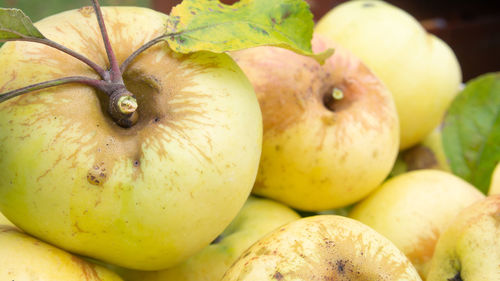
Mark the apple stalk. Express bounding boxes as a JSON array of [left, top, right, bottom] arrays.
[[0, 0, 169, 128]]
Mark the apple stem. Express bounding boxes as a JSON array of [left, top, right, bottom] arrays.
[[89, 0, 139, 127], [0, 0, 141, 128], [2, 37, 108, 79], [91, 0, 122, 83], [120, 34, 167, 73], [0, 76, 108, 103]]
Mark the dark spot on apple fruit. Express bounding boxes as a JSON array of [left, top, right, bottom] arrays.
[[336, 259, 346, 273], [448, 272, 463, 281], [273, 271, 284, 280], [133, 160, 140, 167], [362, 2, 376, 8]]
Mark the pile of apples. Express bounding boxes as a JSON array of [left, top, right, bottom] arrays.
[[0, 0, 498, 280]]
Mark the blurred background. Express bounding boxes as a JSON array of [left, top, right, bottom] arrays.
[[0, 0, 498, 81]]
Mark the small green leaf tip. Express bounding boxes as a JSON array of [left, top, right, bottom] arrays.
[[442, 72, 500, 194], [165, 0, 328, 63], [0, 8, 45, 40]]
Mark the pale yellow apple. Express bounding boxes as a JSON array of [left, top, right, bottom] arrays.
[[231, 34, 399, 211], [0, 7, 262, 270], [349, 169, 484, 277], [487, 163, 500, 195], [426, 195, 500, 280], [315, 0, 462, 149], [116, 196, 300, 281], [0, 225, 123, 280], [221, 215, 422, 280]]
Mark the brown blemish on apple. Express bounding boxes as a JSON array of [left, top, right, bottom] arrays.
[[71, 256, 102, 281], [78, 6, 94, 18], [87, 163, 107, 186], [0, 225, 18, 233], [405, 226, 440, 276]]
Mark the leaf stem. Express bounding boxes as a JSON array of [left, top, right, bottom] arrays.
[[1, 37, 108, 79], [0, 76, 108, 103], [92, 0, 121, 82], [120, 34, 167, 73]]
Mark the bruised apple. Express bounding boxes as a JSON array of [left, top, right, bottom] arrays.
[[0, 7, 262, 270], [231, 34, 399, 211]]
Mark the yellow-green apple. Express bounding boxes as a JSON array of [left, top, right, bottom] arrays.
[[0, 225, 123, 280], [0, 6, 262, 270], [221, 215, 422, 280], [349, 169, 484, 277], [488, 163, 500, 195], [231, 34, 399, 211], [315, 0, 462, 150], [426, 195, 500, 281], [115, 196, 300, 281]]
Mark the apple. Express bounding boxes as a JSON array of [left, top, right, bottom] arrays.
[[349, 169, 485, 277], [0, 225, 123, 280], [488, 163, 500, 195], [230, 34, 399, 211], [221, 215, 422, 280], [426, 194, 500, 281], [315, 0, 462, 150], [0, 6, 262, 270], [115, 196, 300, 281]]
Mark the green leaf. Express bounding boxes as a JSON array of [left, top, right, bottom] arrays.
[[0, 8, 45, 40], [165, 0, 330, 63], [442, 72, 500, 194]]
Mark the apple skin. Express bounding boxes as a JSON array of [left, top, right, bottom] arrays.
[[315, 0, 462, 150], [221, 215, 422, 280], [488, 163, 500, 195], [349, 169, 485, 278], [426, 195, 500, 281], [0, 7, 262, 270], [0, 225, 123, 281], [231, 34, 399, 211], [115, 196, 300, 281]]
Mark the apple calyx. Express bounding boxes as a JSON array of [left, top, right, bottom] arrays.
[[0, 0, 166, 128]]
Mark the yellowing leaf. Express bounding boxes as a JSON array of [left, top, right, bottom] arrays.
[[166, 0, 330, 63]]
